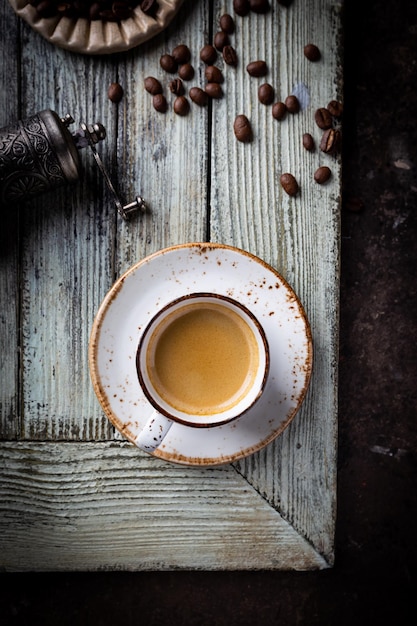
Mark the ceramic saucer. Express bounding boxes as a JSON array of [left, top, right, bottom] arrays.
[[9, 0, 184, 55], [89, 243, 313, 466]]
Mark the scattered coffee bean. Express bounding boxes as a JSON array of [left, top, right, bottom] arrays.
[[320, 128, 341, 154], [205, 83, 224, 99], [223, 45, 238, 67], [108, 82, 124, 103], [214, 31, 230, 51], [258, 83, 274, 105], [200, 44, 217, 65], [219, 13, 235, 33], [233, 114, 253, 142], [160, 53, 178, 73], [314, 166, 332, 184], [302, 133, 315, 151], [285, 94, 300, 113], [89, 4, 102, 20], [304, 43, 321, 62], [169, 78, 184, 96], [173, 96, 190, 116], [172, 44, 191, 64], [144, 76, 162, 95], [178, 63, 195, 81], [233, 0, 251, 16], [189, 87, 209, 106], [249, 0, 270, 13], [152, 93, 167, 113], [272, 101, 287, 120], [108, 2, 130, 20], [205, 65, 224, 83], [327, 99, 343, 118], [315, 107, 333, 129], [280, 173, 299, 196], [246, 60, 267, 77], [140, 0, 158, 17]]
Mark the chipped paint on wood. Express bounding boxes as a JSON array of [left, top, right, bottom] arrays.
[[0, 0, 341, 570]]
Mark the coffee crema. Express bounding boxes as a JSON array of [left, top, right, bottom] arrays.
[[146, 302, 260, 416]]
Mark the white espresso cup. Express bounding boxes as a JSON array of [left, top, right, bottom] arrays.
[[135, 293, 270, 452]]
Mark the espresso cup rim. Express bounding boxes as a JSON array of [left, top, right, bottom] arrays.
[[136, 292, 270, 428]]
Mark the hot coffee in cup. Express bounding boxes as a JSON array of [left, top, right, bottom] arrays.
[[135, 293, 269, 452]]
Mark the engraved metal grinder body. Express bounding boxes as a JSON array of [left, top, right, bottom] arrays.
[[0, 109, 146, 220]]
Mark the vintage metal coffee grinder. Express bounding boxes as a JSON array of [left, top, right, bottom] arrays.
[[0, 109, 146, 220]]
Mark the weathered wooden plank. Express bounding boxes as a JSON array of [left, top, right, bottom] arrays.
[[18, 27, 117, 440], [0, 0, 341, 571], [114, 0, 210, 276], [0, 1, 20, 438], [209, 0, 341, 565], [0, 442, 328, 571]]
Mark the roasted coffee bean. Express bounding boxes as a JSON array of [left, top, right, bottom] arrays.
[[246, 60, 267, 77], [327, 99, 343, 118], [219, 13, 235, 33], [258, 83, 274, 105], [302, 133, 315, 151], [173, 96, 190, 116], [108, 82, 124, 103], [314, 166, 332, 184], [99, 10, 119, 22], [233, 0, 251, 16], [205, 65, 223, 83], [140, 0, 158, 17], [285, 94, 300, 113], [34, 0, 57, 18], [233, 114, 253, 142], [320, 128, 341, 155], [89, 3, 102, 20], [205, 83, 223, 99], [223, 45, 238, 67], [169, 78, 184, 96], [153, 93, 167, 113], [178, 63, 195, 80], [214, 31, 230, 51], [112, 2, 132, 20], [249, 0, 270, 13], [304, 43, 321, 62], [144, 76, 163, 95], [280, 173, 299, 196], [160, 53, 178, 73], [272, 101, 287, 120], [200, 44, 217, 65], [172, 44, 191, 64], [315, 107, 333, 129], [189, 87, 209, 106]]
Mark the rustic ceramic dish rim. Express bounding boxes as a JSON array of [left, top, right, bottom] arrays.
[[8, 0, 185, 54], [88, 242, 313, 466]]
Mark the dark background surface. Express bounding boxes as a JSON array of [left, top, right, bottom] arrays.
[[1, 0, 416, 624]]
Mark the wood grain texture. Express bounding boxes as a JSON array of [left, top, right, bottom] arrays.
[[0, 0, 20, 438], [0, 442, 328, 571], [0, 0, 341, 570], [19, 29, 118, 440], [209, 0, 341, 565]]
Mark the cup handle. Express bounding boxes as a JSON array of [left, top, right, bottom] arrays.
[[134, 410, 173, 453]]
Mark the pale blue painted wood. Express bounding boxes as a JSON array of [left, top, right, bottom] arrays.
[[0, 0, 340, 570]]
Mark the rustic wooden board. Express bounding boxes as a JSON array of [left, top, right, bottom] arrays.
[[0, 0, 341, 570], [0, 0, 20, 439], [0, 442, 328, 571]]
